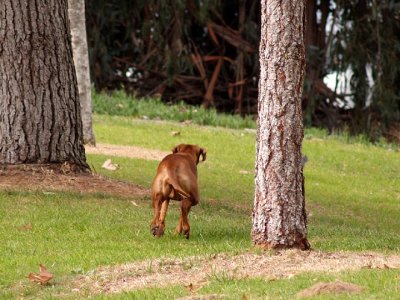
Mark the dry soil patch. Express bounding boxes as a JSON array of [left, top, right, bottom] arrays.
[[0, 164, 148, 198], [85, 143, 169, 161], [71, 250, 400, 295], [0, 143, 166, 197]]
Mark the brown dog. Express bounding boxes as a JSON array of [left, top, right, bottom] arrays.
[[150, 144, 206, 239]]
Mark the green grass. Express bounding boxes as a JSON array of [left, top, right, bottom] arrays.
[[136, 268, 399, 300], [93, 90, 399, 149], [0, 191, 249, 297], [91, 115, 400, 251], [93, 90, 256, 129], [1, 114, 399, 299], [197, 268, 400, 299]]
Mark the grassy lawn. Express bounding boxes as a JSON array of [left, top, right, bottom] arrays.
[[112, 269, 400, 300], [93, 90, 256, 129], [1, 114, 399, 299]]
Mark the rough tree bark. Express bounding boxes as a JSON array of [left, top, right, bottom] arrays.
[[252, 0, 310, 250], [0, 0, 89, 170], [68, 0, 96, 145]]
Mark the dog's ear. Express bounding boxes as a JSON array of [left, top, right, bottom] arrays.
[[200, 148, 207, 162], [172, 144, 183, 153]]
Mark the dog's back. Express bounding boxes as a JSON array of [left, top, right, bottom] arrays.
[[152, 152, 198, 202]]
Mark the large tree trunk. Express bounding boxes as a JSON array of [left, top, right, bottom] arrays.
[[68, 0, 96, 145], [252, 0, 310, 250], [0, 0, 88, 170]]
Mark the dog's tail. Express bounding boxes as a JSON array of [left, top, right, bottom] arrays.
[[167, 177, 191, 199]]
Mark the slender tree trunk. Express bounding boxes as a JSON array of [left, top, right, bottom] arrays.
[[68, 0, 96, 145], [252, 0, 310, 250], [0, 0, 88, 170]]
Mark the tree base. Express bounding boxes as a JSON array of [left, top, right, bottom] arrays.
[[1, 162, 90, 175], [254, 238, 311, 251], [0, 163, 147, 198]]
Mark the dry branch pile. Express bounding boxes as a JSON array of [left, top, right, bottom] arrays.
[[87, 1, 260, 115]]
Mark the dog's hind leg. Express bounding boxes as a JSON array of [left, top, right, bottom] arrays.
[[175, 204, 183, 235], [157, 199, 170, 237], [150, 194, 163, 236]]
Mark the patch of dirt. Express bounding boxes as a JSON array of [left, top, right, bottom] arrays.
[[70, 250, 400, 296], [0, 144, 167, 197], [296, 280, 363, 298], [85, 143, 169, 161], [0, 164, 148, 198]]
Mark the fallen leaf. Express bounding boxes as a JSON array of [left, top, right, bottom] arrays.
[[131, 201, 139, 207], [28, 264, 54, 285], [184, 282, 194, 292], [265, 276, 279, 282], [239, 170, 251, 175], [17, 223, 32, 231], [101, 159, 119, 171], [183, 281, 208, 294], [362, 263, 372, 269], [171, 131, 181, 136], [379, 264, 390, 269], [365, 263, 392, 269], [60, 162, 72, 174]]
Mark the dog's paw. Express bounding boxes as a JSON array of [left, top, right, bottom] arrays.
[[155, 227, 165, 237], [151, 225, 165, 237], [150, 226, 159, 236], [183, 229, 190, 240]]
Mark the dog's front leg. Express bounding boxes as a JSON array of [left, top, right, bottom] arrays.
[[181, 198, 192, 239], [175, 204, 183, 235]]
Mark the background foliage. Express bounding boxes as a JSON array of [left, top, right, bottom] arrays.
[[85, 0, 400, 141]]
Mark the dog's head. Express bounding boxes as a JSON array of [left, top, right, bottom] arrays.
[[172, 144, 207, 165]]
